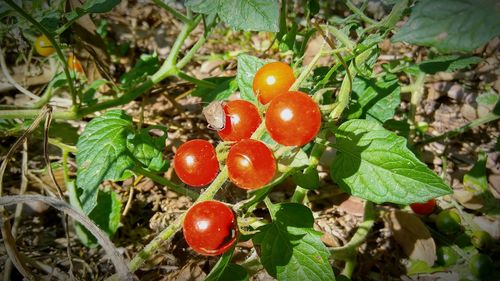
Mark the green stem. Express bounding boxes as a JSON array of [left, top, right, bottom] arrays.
[[341, 258, 356, 278], [152, 0, 191, 24], [324, 25, 355, 50], [330, 201, 376, 260], [417, 111, 500, 146], [5, 0, 78, 106], [177, 71, 216, 89], [290, 187, 308, 203], [329, 48, 372, 120], [55, 13, 84, 35], [176, 28, 210, 69], [365, 0, 408, 32], [408, 72, 426, 144], [48, 138, 77, 153], [125, 167, 228, 274], [344, 0, 378, 25], [132, 166, 199, 200], [0, 108, 78, 120], [289, 43, 325, 91]]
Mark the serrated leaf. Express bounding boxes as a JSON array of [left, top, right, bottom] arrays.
[[347, 75, 400, 123], [119, 53, 160, 91], [418, 55, 482, 74], [253, 203, 334, 281], [187, 0, 279, 32], [236, 54, 265, 104], [191, 77, 237, 102], [392, 0, 500, 52], [127, 126, 169, 172], [331, 119, 452, 204], [68, 183, 122, 248], [476, 91, 499, 108], [76, 110, 135, 213]]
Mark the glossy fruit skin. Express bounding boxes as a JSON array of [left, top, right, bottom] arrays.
[[173, 139, 219, 187], [436, 210, 462, 235], [68, 54, 84, 74], [469, 254, 493, 279], [436, 246, 458, 267], [217, 100, 261, 141], [183, 201, 238, 256], [265, 91, 321, 146], [410, 198, 436, 215], [227, 139, 276, 189], [34, 35, 55, 57], [252, 62, 295, 104]]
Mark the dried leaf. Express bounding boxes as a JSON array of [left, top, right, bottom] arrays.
[[384, 210, 436, 266]]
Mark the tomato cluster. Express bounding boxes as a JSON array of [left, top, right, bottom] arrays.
[[175, 62, 322, 255]]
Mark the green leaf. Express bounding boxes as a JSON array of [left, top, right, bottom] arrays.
[[464, 152, 488, 193], [187, 0, 279, 32], [331, 119, 452, 204], [236, 54, 265, 104], [253, 203, 334, 281], [392, 0, 500, 52], [278, 148, 309, 173], [76, 110, 135, 213], [119, 53, 160, 91], [83, 79, 108, 106], [127, 126, 169, 172], [292, 166, 320, 190], [418, 55, 482, 74], [191, 77, 238, 102], [81, 0, 121, 13], [219, 264, 249, 281], [68, 183, 122, 248], [347, 75, 400, 123], [205, 245, 236, 281], [476, 91, 499, 108]]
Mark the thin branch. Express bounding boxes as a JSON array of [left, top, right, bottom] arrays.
[[0, 195, 135, 281], [0, 47, 40, 100], [344, 0, 378, 25], [152, 0, 191, 24]]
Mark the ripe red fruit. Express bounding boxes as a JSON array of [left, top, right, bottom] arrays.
[[183, 200, 238, 256], [227, 139, 276, 189], [252, 62, 295, 104], [265, 91, 321, 146], [217, 100, 261, 141], [173, 139, 219, 187], [410, 199, 436, 215]]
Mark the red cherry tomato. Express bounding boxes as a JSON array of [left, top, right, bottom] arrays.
[[265, 91, 321, 146], [68, 53, 84, 74], [227, 139, 276, 189], [34, 35, 55, 57], [217, 100, 261, 141], [183, 200, 238, 256], [173, 139, 219, 187], [252, 62, 295, 104], [410, 198, 436, 215]]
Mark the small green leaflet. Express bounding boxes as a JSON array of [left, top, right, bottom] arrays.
[[191, 77, 238, 102], [127, 127, 169, 173], [76, 110, 135, 213], [119, 53, 160, 91], [392, 0, 500, 52], [347, 75, 400, 123], [186, 0, 279, 32], [418, 55, 482, 74], [463, 152, 488, 193], [253, 203, 335, 281], [236, 54, 265, 104], [331, 119, 452, 204]]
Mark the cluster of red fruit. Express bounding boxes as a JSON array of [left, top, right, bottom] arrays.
[[176, 62, 322, 256]]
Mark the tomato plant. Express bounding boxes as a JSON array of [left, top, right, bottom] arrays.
[[2, 0, 499, 280], [217, 100, 261, 141], [252, 61, 295, 104], [265, 91, 321, 146], [182, 200, 238, 256], [173, 139, 219, 187], [410, 198, 436, 215], [34, 34, 55, 57], [227, 139, 276, 189]]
